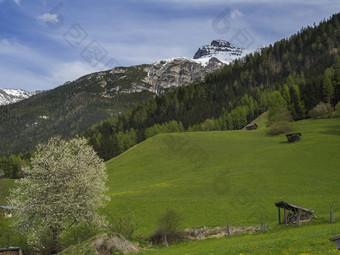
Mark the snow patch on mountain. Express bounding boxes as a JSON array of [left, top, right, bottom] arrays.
[[0, 88, 37, 105], [193, 40, 257, 64], [153, 40, 257, 69]]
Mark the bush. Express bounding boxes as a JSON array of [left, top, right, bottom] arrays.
[[150, 209, 185, 245], [333, 102, 340, 117], [268, 108, 293, 126], [110, 212, 140, 240], [309, 102, 333, 119], [268, 108, 294, 135], [269, 121, 294, 135], [60, 222, 99, 247]]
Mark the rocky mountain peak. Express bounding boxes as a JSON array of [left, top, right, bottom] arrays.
[[193, 40, 255, 64], [210, 40, 231, 47], [0, 88, 37, 106]]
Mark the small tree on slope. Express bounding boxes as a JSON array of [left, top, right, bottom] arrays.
[[9, 137, 109, 254]]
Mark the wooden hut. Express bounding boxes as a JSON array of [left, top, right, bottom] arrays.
[[275, 201, 315, 225], [285, 133, 301, 142], [245, 123, 258, 130]]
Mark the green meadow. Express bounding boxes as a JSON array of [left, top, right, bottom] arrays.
[[104, 118, 340, 236], [3, 118, 340, 254]]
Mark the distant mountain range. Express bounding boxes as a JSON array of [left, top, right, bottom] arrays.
[[0, 40, 255, 156], [0, 88, 38, 106], [1, 40, 254, 105]]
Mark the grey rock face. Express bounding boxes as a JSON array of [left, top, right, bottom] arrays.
[[78, 56, 226, 98], [141, 57, 224, 95], [193, 40, 250, 62]]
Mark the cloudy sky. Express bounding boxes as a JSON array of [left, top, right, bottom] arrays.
[[1, 0, 340, 91]]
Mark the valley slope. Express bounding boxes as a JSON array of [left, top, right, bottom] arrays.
[[104, 118, 340, 235], [58, 117, 340, 254]]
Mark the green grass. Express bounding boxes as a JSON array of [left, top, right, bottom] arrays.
[[140, 222, 340, 255], [242, 111, 269, 129], [104, 118, 340, 237], [3, 118, 340, 254]]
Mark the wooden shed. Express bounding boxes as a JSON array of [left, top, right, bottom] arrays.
[[0, 247, 23, 255], [275, 201, 315, 225], [285, 133, 301, 142], [245, 123, 258, 130]]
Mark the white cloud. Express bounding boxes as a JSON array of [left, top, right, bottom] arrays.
[[50, 61, 98, 84], [37, 13, 59, 23], [0, 38, 99, 91], [12, 0, 20, 5], [230, 9, 243, 19]]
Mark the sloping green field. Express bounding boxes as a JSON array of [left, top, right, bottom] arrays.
[[4, 118, 340, 254], [105, 118, 340, 236]]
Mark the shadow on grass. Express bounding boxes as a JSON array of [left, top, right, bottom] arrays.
[[319, 125, 340, 136], [279, 141, 289, 144]]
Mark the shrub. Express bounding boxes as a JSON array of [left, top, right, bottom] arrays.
[[269, 121, 294, 135], [268, 108, 294, 135], [309, 102, 333, 119], [111, 212, 140, 240], [150, 209, 185, 245], [333, 102, 340, 117], [268, 108, 293, 126], [203, 119, 215, 131], [60, 222, 99, 247]]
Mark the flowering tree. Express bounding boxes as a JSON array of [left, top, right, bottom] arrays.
[[9, 137, 109, 253]]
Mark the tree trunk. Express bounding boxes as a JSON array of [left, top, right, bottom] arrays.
[[50, 226, 61, 254]]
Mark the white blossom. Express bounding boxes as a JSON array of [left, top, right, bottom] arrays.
[[9, 137, 110, 252]]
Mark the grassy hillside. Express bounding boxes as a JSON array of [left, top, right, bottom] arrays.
[[3, 118, 340, 254], [104, 118, 340, 237]]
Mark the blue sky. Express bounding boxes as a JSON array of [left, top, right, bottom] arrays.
[[0, 0, 340, 91]]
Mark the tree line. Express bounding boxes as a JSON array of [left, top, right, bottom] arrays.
[[0, 153, 31, 179]]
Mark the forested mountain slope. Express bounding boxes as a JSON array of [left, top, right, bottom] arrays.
[[0, 44, 227, 156]]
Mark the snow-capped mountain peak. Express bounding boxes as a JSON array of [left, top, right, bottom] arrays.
[[193, 40, 256, 64], [0, 88, 37, 105]]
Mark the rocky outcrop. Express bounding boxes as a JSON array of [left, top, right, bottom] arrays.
[[141, 57, 224, 95], [79, 56, 226, 98], [193, 40, 254, 64]]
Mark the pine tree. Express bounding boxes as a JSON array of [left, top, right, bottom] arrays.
[[322, 68, 334, 103]]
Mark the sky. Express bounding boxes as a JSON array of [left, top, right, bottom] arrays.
[[0, 0, 340, 91]]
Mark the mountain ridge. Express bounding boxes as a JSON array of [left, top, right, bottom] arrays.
[[0, 39, 250, 156]]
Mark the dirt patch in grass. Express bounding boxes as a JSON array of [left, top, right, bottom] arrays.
[[184, 226, 260, 240], [93, 233, 140, 254]]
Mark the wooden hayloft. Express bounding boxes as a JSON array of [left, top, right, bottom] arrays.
[[275, 201, 315, 225]]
